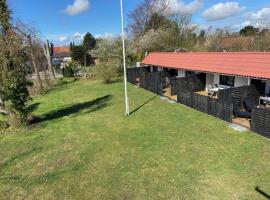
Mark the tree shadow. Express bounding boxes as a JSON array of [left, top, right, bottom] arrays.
[[130, 95, 158, 115], [26, 103, 41, 113], [255, 186, 270, 199], [0, 147, 43, 171], [31, 95, 111, 124], [43, 78, 79, 95]]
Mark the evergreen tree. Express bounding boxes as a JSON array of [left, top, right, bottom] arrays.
[[83, 32, 96, 66], [70, 42, 74, 51], [0, 0, 31, 127], [0, 0, 11, 33], [71, 45, 85, 65]]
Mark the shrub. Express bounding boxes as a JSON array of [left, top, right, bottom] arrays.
[[94, 62, 119, 84], [63, 67, 74, 77], [63, 61, 80, 77]]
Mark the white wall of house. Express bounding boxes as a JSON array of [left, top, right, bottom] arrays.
[[158, 67, 163, 72], [177, 69, 186, 77], [213, 74, 220, 85], [205, 73, 214, 90], [234, 77, 249, 87], [206, 73, 251, 89]]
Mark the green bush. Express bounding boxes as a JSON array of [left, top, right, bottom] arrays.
[[63, 67, 74, 77], [63, 61, 80, 77], [94, 62, 119, 84]]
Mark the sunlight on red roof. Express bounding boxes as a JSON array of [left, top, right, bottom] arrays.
[[53, 46, 71, 57], [142, 52, 270, 80]]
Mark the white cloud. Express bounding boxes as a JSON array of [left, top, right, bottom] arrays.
[[63, 0, 90, 16], [58, 36, 68, 42], [249, 7, 270, 21], [73, 32, 85, 40], [239, 7, 270, 29], [241, 21, 251, 27], [95, 32, 115, 39], [203, 2, 245, 21], [167, 0, 203, 14], [52, 32, 86, 45], [241, 20, 268, 29]]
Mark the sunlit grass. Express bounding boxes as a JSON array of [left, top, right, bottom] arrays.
[[0, 78, 269, 199]]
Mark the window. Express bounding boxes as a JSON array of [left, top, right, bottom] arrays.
[[153, 66, 158, 72], [185, 71, 195, 77], [219, 75, 235, 87]]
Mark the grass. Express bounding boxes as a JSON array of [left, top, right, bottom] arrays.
[[0, 78, 270, 199]]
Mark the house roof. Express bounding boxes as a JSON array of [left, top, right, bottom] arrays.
[[53, 46, 71, 58], [141, 52, 270, 80]]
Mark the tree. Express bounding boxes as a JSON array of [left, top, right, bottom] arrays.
[[91, 37, 136, 83], [240, 26, 256, 36], [15, 22, 43, 91], [128, 0, 169, 40], [70, 42, 74, 51], [144, 12, 170, 33], [71, 45, 85, 65], [43, 40, 56, 80], [0, 0, 10, 32], [0, 0, 32, 127], [91, 37, 136, 66], [94, 62, 118, 84], [138, 13, 196, 53], [82, 32, 96, 67]]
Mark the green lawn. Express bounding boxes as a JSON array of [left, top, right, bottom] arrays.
[[0, 79, 270, 200]]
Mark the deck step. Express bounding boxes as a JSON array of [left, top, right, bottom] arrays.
[[229, 123, 248, 132]]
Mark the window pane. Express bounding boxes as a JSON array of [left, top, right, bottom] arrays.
[[220, 75, 234, 87]]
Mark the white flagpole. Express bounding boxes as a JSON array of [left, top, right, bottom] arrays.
[[120, 0, 130, 116]]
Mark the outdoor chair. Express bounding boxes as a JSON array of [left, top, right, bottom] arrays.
[[211, 91, 218, 97], [233, 101, 252, 119], [234, 107, 252, 119]]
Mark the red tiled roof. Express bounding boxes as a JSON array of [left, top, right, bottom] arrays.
[[53, 46, 71, 58], [142, 52, 270, 80]]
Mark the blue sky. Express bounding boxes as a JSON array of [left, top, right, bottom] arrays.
[[8, 0, 270, 45]]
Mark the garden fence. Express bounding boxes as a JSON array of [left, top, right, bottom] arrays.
[[127, 67, 169, 95], [171, 76, 205, 96], [178, 92, 233, 122], [251, 108, 270, 138], [218, 85, 260, 110], [127, 66, 150, 84]]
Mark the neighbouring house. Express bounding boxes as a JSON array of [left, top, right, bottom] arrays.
[[141, 52, 270, 96], [52, 46, 72, 67], [52, 46, 99, 66]]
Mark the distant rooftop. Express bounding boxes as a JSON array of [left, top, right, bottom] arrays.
[[53, 46, 71, 58]]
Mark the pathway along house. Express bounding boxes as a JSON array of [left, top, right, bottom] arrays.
[[127, 52, 270, 138]]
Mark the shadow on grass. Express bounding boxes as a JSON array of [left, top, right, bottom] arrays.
[[0, 148, 82, 186], [31, 95, 111, 124], [43, 78, 79, 95], [1, 162, 82, 186], [255, 186, 270, 199], [26, 103, 41, 113], [130, 95, 158, 115], [0, 147, 43, 171]]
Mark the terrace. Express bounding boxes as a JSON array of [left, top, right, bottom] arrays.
[[130, 66, 270, 137]]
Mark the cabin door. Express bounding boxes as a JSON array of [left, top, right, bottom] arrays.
[[251, 79, 266, 95]]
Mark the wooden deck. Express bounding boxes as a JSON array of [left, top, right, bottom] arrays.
[[232, 117, 251, 129], [196, 91, 250, 129], [195, 90, 218, 99], [163, 87, 177, 101]]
